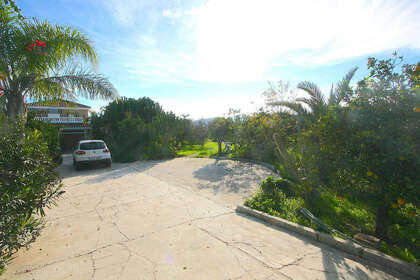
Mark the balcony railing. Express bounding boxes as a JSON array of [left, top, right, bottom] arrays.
[[34, 116, 84, 124]]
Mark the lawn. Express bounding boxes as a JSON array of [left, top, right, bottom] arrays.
[[176, 141, 221, 158]]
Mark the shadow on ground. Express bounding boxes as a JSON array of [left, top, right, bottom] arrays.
[[193, 159, 269, 195], [237, 212, 412, 280], [59, 154, 165, 184]]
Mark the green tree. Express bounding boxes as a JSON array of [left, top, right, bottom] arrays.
[[209, 117, 233, 156], [0, 121, 63, 273], [307, 54, 420, 240], [0, 2, 118, 122], [272, 68, 358, 126], [91, 97, 188, 162]]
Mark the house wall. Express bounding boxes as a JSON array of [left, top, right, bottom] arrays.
[[28, 107, 89, 118]]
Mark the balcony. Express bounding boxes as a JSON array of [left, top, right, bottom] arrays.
[[34, 116, 84, 124]]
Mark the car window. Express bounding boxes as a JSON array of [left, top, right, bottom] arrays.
[[79, 142, 105, 150]]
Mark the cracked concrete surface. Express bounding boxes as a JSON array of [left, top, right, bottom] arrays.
[[2, 156, 414, 279]]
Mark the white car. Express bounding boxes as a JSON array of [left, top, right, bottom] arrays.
[[73, 140, 112, 170]]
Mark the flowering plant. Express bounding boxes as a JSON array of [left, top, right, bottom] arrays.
[[25, 40, 48, 56]]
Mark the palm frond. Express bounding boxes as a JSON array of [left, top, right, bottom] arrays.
[[269, 100, 309, 116], [33, 68, 119, 100], [297, 81, 326, 106], [335, 67, 358, 103], [328, 83, 339, 105], [31, 77, 74, 101], [18, 19, 97, 72]]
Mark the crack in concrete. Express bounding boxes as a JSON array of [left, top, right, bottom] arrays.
[[13, 244, 113, 275], [48, 190, 173, 222], [195, 225, 296, 279], [116, 243, 133, 280], [118, 242, 158, 280], [226, 246, 251, 280], [112, 221, 130, 241], [140, 169, 238, 211], [89, 252, 96, 280], [277, 250, 321, 270], [231, 241, 264, 255]]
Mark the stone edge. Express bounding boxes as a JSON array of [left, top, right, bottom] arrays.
[[236, 205, 420, 278]]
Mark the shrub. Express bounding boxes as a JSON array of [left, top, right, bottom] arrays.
[[26, 113, 62, 164], [245, 177, 308, 225], [91, 97, 189, 162], [0, 121, 64, 274]]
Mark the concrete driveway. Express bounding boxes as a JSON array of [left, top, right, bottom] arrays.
[[3, 156, 412, 279]]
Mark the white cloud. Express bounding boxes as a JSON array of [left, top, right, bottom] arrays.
[[105, 0, 420, 84], [104, 0, 141, 25], [191, 0, 420, 82], [156, 94, 264, 119]]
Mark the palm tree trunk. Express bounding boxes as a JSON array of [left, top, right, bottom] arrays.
[[6, 92, 25, 123]]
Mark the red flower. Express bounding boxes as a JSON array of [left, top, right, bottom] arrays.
[[0, 92, 3, 97], [35, 40, 41, 46], [26, 46, 32, 51], [31, 43, 35, 47], [41, 41, 46, 47]]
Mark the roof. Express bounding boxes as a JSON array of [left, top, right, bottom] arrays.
[[26, 99, 91, 109]]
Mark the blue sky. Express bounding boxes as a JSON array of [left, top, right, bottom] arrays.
[[18, 0, 420, 119]]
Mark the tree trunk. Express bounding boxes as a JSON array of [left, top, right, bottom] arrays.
[[217, 139, 222, 156], [375, 205, 389, 241], [6, 92, 25, 123]]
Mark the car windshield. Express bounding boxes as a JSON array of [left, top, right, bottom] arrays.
[[79, 142, 105, 150]]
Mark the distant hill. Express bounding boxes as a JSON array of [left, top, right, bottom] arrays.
[[193, 117, 216, 124]]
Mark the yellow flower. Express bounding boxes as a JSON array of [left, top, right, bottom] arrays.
[[346, 184, 351, 187], [400, 156, 407, 161], [308, 186, 313, 191], [391, 203, 398, 209], [367, 171, 373, 177], [414, 107, 420, 113], [397, 199, 405, 206], [374, 175, 379, 180]]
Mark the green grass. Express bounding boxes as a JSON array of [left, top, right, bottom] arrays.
[[176, 141, 221, 158], [245, 177, 419, 265]]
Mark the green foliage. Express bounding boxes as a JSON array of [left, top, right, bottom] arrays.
[[0, 1, 23, 19], [242, 54, 420, 264], [0, 3, 117, 121], [310, 192, 375, 235], [245, 178, 308, 225], [26, 113, 62, 164], [91, 97, 193, 162], [176, 140, 219, 158], [0, 120, 63, 274], [380, 242, 417, 264], [209, 117, 233, 141]]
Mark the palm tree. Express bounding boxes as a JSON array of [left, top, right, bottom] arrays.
[[0, 4, 118, 122], [271, 67, 358, 123]]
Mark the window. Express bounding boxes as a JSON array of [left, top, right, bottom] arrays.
[[79, 142, 105, 150]]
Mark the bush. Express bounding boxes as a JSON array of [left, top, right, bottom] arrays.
[[91, 97, 190, 162], [0, 121, 64, 274], [245, 177, 308, 225], [26, 113, 62, 164]]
